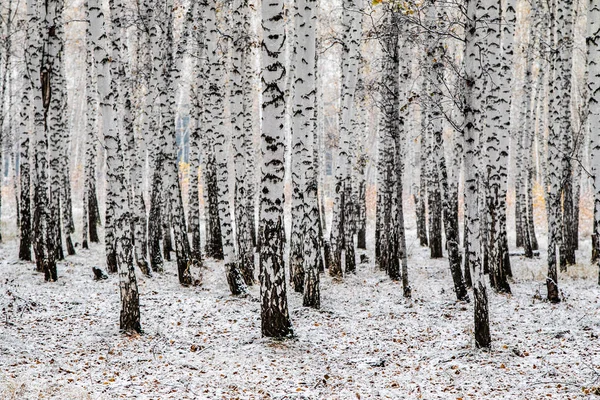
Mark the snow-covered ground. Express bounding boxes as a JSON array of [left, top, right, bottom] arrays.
[[1, 229, 600, 399]]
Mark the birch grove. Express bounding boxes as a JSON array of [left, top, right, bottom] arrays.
[[0, 0, 597, 350]]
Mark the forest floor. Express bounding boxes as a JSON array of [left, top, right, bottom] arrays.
[[2, 230, 600, 399]]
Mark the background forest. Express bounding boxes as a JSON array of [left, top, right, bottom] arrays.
[[1, 0, 600, 398]]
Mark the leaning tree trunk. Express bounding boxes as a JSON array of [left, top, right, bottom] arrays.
[[260, 0, 293, 338]]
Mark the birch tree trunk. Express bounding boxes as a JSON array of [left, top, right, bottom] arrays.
[[159, 0, 196, 286], [546, 0, 562, 303], [330, 0, 362, 277], [589, 0, 600, 284], [146, 0, 165, 273], [482, 0, 511, 293], [464, 0, 490, 348], [290, 0, 309, 292], [19, 0, 35, 262], [231, 0, 255, 286], [189, 0, 206, 266], [90, 0, 140, 331], [292, 0, 321, 307], [559, 0, 576, 269], [82, 5, 101, 250], [260, 0, 293, 338], [519, 48, 534, 258], [34, 0, 60, 281], [47, 0, 68, 263], [415, 130, 428, 248], [424, 3, 468, 300], [205, 1, 246, 294], [423, 4, 443, 260]]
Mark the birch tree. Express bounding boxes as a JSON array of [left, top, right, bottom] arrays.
[[160, 0, 196, 286], [589, 0, 600, 283], [482, 0, 511, 293], [464, 0, 491, 348], [82, 8, 101, 250], [205, 1, 246, 294], [89, 0, 141, 331], [546, 0, 562, 303], [19, 0, 34, 261], [260, 0, 293, 338], [231, 0, 256, 287], [330, 0, 362, 277]]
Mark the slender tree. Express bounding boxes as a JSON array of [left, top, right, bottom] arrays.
[[482, 0, 511, 293], [464, 0, 491, 347], [19, 0, 34, 261], [330, 0, 362, 277], [82, 8, 101, 250], [589, 0, 600, 283], [231, 0, 256, 286], [161, 0, 196, 286], [546, 0, 562, 303]]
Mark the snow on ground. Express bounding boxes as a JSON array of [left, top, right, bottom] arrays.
[[2, 229, 600, 399]]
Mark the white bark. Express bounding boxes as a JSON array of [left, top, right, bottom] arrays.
[[589, 0, 600, 283], [205, 2, 246, 294], [260, 0, 293, 338]]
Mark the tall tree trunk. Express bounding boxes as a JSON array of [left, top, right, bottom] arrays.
[[91, 0, 141, 332], [546, 0, 562, 303], [189, 2, 205, 266], [204, 151, 223, 259], [260, 0, 293, 338], [19, 0, 34, 261], [330, 0, 361, 277], [559, 0, 576, 269], [481, 0, 511, 293], [589, 0, 600, 283], [415, 128, 428, 248], [161, 0, 196, 286], [292, 0, 321, 307], [464, 0, 490, 348], [146, 0, 164, 273], [205, 2, 246, 294], [423, 34, 443, 259], [82, 8, 99, 251], [231, 0, 255, 287]]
